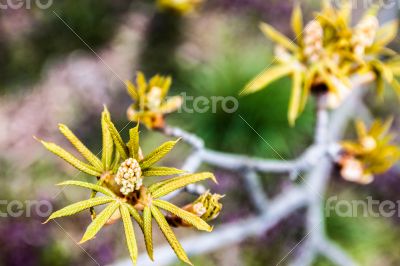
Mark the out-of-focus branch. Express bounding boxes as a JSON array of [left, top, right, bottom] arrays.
[[161, 125, 327, 174], [160, 126, 204, 150], [317, 238, 358, 266], [243, 170, 269, 214], [291, 77, 372, 266]]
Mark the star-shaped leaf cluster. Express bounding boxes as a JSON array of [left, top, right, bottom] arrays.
[[126, 72, 182, 129], [241, 1, 400, 125], [39, 107, 220, 265], [340, 118, 400, 184]]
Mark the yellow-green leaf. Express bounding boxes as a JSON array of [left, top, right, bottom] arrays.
[[143, 206, 154, 260], [291, 3, 303, 46], [111, 151, 121, 174], [57, 180, 116, 197], [149, 74, 160, 88], [142, 167, 185, 177], [288, 70, 302, 126], [159, 96, 183, 114], [128, 123, 140, 160], [39, 140, 101, 177], [104, 113, 129, 160], [153, 199, 212, 232], [79, 201, 120, 244], [126, 80, 138, 101], [101, 108, 114, 170], [89, 179, 105, 220], [44, 197, 114, 223], [338, 1, 351, 25], [373, 60, 394, 83], [375, 20, 398, 47], [151, 172, 216, 199], [240, 64, 293, 95], [120, 204, 138, 265], [259, 22, 298, 52], [137, 72, 147, 110], [59, 124, 103, 171], [355, 120, 368, 138], [140, 139, 180, 169], [376, 75, 385, 100], [123, 203, 143, 228], [150, 205, 192, 265], [161, 76, 172, 99], [391, 78, 400, 101]]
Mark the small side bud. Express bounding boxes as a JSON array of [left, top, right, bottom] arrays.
[[194, 191, 224, 222], [338, 154, 373, 184], [166, 191, 223, 228]]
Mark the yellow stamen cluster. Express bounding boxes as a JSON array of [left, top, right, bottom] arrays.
[[303, 21, 324, 63], [115, 158, 143, 196], [352, 16, 379, 57]]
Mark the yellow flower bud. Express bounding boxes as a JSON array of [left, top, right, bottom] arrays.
[[115, 158, 143, 196], [194, 191, 224, 221]]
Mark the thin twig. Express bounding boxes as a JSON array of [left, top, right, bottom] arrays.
[[242, 170, 269, 214]]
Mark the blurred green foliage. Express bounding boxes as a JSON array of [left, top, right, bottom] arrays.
[[170, 41, 315, 158], [0, 0, 131, 92]]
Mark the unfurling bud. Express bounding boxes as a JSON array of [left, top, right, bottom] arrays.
[[352, 15, 379, 57], [115, 158, 143, 196], [194, 191, 224, 221], [360, 136, 377, 152], [303, 20, 324, 63], [166, 191, 223, 228], [338, 155, 373, 184]]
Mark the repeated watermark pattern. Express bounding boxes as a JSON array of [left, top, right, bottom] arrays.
[[330, 0, 399, 10], [326, 196, 400, 218], [177, 93, 239, 114], [0, 200, 52, 217], [0, 0, 53, 9]]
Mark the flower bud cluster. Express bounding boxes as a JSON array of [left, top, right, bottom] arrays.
[[304, 21, 324, 63], [115, 158, 143, 196]]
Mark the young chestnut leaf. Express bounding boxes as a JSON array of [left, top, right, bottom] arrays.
[[79, 201, 120, 244], [44, 197, 114, 224], [38, 140, 101, 177], [151, 172, 217, 199], [120, 204, 138, 265], [57, 180, 116, 197], [140, 139, 180, 169], [143, 206, 154, 260], [151, 205, 192, 265], [153, 199, 212, 232]]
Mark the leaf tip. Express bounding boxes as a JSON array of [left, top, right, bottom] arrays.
[[209, 173, 218, 184], [42, 218, 51, 224]]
